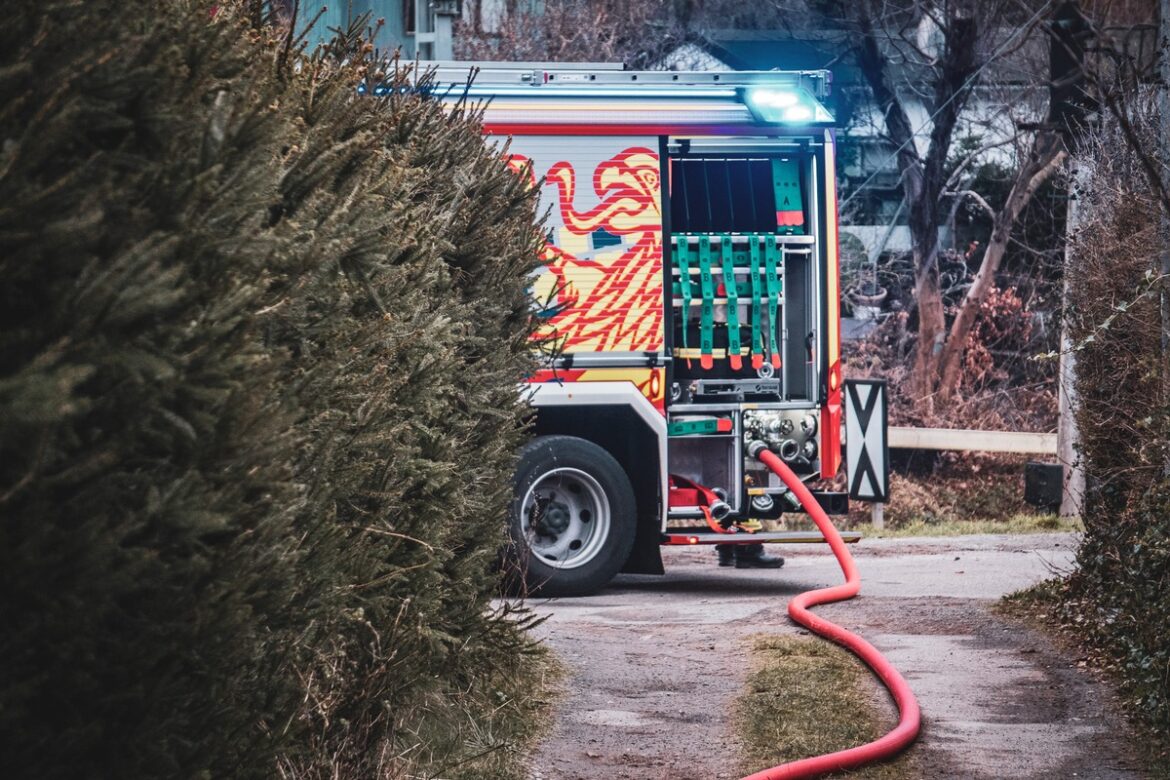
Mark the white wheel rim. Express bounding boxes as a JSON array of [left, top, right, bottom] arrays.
[[521, 467, 612, 570]]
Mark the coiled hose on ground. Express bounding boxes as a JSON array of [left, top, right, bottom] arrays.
[[740, 441, 921, 780]]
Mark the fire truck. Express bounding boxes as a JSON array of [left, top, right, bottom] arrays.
[[429, 63, 852, 596]]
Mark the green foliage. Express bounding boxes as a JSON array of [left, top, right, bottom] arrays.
[[1058, 103, 1170, 739], [0, 2, 548, 777]]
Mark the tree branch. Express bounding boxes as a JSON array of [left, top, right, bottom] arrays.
[[938, 134, 1068, 397], [946, 189, 997, 219], [941, 136, 1019, 193]]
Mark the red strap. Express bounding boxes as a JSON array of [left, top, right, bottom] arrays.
[[668, 474, 718, 507], [668, 486, 703, 507], [699, 505, 727, 534], [668, 475, 735, 534]]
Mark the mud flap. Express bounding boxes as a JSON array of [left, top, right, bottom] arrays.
[[621, 517, 665, 575]]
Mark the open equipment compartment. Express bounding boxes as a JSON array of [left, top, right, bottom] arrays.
[[665, 145, 819, 405], [664, 138, 827, 516]]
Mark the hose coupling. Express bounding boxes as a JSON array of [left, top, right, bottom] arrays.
[[747, 440, 769, 459]]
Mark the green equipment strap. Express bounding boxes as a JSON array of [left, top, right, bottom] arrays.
[[749, 237, 764, 369], [720, 236, 742, 370], [764, 236, 783, 370], [698, 236, 716, 370], [771, 158, 806, 235], [676, 238, 693, 351]]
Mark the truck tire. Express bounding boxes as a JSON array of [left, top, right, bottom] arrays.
[[508, 435, 637, 597]]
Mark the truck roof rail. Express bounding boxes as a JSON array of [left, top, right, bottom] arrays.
[[416, 62, 833, 99]]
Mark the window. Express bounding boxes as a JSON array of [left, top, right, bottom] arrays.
[[403, 0, 416, 34]]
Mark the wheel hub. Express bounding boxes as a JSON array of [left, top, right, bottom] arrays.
[[533, 496, 572, 535], [520, 467, 612, 570]]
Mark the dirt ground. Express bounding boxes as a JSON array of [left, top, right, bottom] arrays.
[[525, 533, 1147, 780]]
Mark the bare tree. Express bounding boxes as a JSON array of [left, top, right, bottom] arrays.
[[835, 0, 1068, 410], [455, 0, 686, 66], [938, 131, 1067, 396], [455, 0, 807, 66]]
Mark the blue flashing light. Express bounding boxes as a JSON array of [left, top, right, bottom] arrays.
[[357, 81, 432, 98], [784, 105, 814, 121], [744, 86, 833, 125], [748, 88, 799, 108]]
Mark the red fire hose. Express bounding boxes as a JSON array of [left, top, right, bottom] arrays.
[[741, 441, 920, 780]]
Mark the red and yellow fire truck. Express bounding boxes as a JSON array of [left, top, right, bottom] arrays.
[[432, 63, 849, 595]]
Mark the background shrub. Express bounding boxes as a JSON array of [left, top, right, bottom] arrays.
[[1057, 96, 1170, 736], [0, 2, 547, 777]]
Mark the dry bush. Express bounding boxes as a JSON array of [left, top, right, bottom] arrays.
[[455, 0, 682, 67], [1065, 107, 1166, 512], [845, 455, 1037, 529], [846, 281, 1056, 433], [844, 252, 1057, 527]]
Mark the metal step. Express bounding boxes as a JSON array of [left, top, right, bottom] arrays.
[[662, 530, 861, 545]]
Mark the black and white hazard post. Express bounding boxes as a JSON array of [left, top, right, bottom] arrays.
[[844, 379, 890, 528]]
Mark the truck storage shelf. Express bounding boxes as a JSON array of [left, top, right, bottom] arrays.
[[671, 280, 784, 297], [668, 258, 810, 272], [746, 486, 813, 496], [662, 530, 862, 544], [667, 416, 735, 437], [671, 298, 788, 306], [673, 347, 758, 358], [668, 402, 817, 412], [671, 234, 816, 245], [671, 266, 795, 274]]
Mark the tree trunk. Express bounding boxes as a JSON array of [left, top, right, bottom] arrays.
[[907, 212, 945, 405], [912, 250, 947, 405], [937, 136, 1067, 399]]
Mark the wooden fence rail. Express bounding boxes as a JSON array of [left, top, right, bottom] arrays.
[[886, 427, 1057, 455]]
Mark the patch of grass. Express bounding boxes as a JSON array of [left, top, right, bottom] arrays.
[[861, 512, 1083, 539], [999, 577, 1067, 615], [735, 635, 916, 779], [772, 512, 1081, 539]]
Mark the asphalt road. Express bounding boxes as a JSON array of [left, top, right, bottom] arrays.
[[526, 533, 1146, 780]]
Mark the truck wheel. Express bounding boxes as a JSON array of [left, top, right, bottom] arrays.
[[509, 435, 636, 597]]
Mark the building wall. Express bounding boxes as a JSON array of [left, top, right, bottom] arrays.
[[292, 1, 413, 55]]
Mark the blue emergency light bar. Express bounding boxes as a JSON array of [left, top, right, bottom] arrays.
[[368, 64, 837, 130], [743, 87, 835, 124]]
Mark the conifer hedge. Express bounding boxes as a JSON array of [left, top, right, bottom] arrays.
[[0, 2, 546, 778]]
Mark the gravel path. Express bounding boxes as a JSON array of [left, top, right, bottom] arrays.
[[526, 533, 1145, 780]]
